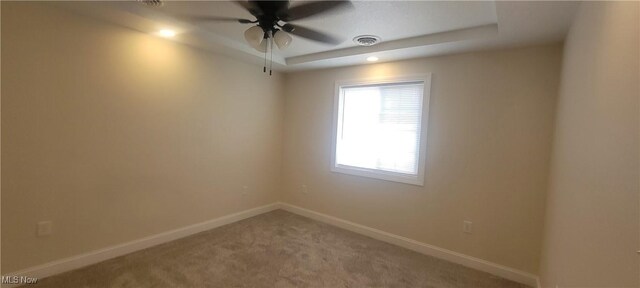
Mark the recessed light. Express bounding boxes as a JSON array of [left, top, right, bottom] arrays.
[[158, 29, 176, 38], [367, 56, 379, 62]]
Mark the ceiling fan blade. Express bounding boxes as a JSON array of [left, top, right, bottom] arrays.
[[234, 1, 263, 16], [187, 16, 255, 24], [287, 24, 343, 45], [280, 1, 353, 21]]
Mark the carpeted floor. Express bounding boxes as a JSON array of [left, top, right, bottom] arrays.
[[33, 210, 530, 287]]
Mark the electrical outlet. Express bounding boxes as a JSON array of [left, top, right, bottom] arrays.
[[301, 185, 308, 194], [463, 221, 473, 234], [242, 186, 249, 196], [37, 221, 53, 237]]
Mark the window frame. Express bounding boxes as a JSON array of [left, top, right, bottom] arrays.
[[330, 74, 432, 186]]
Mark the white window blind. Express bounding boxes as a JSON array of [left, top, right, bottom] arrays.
[[335, 81, 425, 178]]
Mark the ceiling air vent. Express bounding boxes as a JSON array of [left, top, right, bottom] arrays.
[[138, 0, 163, 7], [353, 35, 381, 46]]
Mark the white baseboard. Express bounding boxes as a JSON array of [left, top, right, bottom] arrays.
[[5, 202, 538, 287], [279, 202, 539, 287], [4, 203, 280, 287]]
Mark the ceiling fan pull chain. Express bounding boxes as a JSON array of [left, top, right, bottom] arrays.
[[263, 33, 267, 73], [269, 36, 273, 76]]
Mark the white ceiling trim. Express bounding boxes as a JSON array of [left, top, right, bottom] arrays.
[[286, 24, 498, 65]]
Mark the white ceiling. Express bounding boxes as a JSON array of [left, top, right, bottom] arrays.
[[54, 1, 580, 72]]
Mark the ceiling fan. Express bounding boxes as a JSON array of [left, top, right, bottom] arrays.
[[190, 0, 353, 74]]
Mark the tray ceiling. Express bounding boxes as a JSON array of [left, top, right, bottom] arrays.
[[53, 1, 579, 71]]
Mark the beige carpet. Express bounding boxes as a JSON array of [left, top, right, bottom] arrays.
[[32, 210, 530, 287]]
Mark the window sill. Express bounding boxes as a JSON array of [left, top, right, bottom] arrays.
[[331, 164, 424, 186]]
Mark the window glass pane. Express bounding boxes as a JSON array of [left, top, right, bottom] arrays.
[[336, 82, 423, 175]]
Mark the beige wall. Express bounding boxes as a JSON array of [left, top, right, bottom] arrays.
[[539, 2, 640, 287], [1, 2, 284, 273], [7, 1, 636, 283], [282, 44, 562, 274]]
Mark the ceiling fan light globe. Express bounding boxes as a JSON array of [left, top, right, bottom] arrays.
[[254, 40, 268, 53], [274, 31, 292, 49], [244, 26, 264, 47]]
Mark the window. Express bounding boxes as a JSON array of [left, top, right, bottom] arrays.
[[331, 76, 431, 186]]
